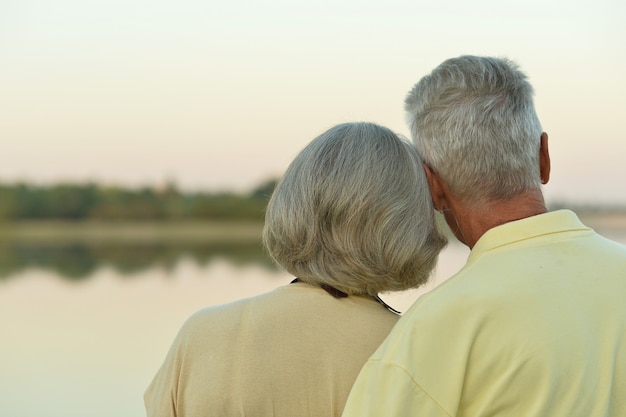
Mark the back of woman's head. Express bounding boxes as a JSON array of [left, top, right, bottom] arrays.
[[263, 122, 447, 296]]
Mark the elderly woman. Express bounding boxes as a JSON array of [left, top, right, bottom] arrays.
[[144, 122, 447, 416]]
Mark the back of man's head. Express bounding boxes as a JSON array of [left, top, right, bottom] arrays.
[[405, 55, 544, 205]]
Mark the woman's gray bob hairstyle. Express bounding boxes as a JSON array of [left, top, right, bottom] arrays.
[[263, 122, 447, 296]]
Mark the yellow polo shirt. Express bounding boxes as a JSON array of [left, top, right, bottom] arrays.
[[342, 210, 626, 417]]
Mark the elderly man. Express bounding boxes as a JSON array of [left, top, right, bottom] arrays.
[[341, 55, 626, 417]]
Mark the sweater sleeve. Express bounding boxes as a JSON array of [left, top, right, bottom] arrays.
[[144, 329, 187, 417]]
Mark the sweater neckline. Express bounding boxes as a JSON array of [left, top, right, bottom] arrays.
[[290, 278, 401, 315]]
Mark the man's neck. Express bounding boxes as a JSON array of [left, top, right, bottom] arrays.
[[449, 189, 548, 249]]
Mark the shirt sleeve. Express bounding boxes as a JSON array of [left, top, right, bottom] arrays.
[[341, 359, 451, 417]]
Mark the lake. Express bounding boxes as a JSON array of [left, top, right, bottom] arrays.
[[0, 217, 624, 417]]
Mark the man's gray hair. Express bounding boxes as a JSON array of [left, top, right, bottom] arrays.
[[263, 122, 447, 296], [405, 55, 544, 204]]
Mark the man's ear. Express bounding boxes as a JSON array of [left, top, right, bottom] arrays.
[[539, 132, 551, 185], [423, 163, 447, 211]]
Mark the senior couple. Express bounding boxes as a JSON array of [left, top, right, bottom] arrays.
[[145, 55, 626, 416]]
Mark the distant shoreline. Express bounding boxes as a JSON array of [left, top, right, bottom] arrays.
[[0, 220, 264, 244], [0, 210, 624, 245], [575, 211, 626, 237]]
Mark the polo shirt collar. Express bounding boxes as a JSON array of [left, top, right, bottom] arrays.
[[468, 210, 590, 263]]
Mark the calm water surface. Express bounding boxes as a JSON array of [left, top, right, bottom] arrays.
[[1, 229, 623, 417]]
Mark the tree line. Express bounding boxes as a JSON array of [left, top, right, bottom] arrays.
[[0, 180, 623, 222], [0, 180, 277, 221]]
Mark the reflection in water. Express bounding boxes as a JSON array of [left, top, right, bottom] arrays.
[[0, 241, 276, 281], [0, 258, 291, 417], [0, 212, 623, 282]]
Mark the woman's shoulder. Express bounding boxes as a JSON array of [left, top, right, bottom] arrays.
[[177, 285, 295, 331]]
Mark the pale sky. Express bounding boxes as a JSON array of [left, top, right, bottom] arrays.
[[1, 0, 625, 204]]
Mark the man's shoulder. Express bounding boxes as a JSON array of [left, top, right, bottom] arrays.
[[396, 270, 497, 333]]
